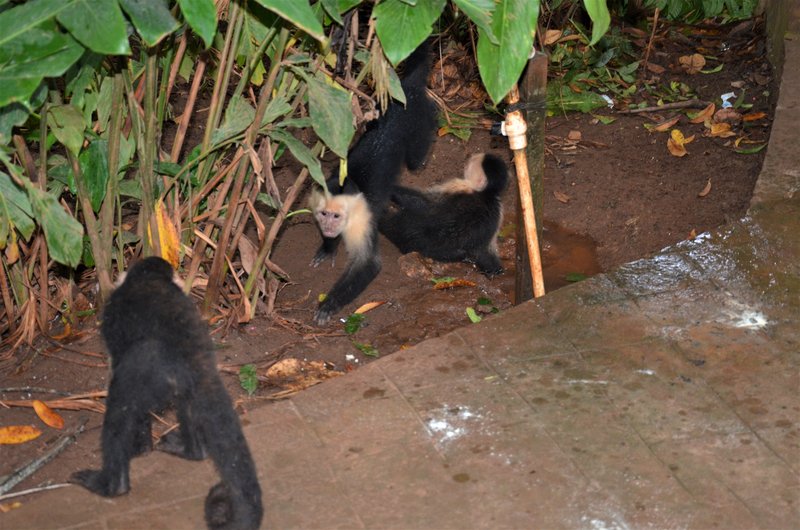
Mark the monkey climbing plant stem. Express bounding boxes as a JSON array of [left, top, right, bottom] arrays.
[[505, 85, 546, 298]]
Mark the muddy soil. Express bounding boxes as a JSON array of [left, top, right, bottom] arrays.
[[1, 21, 776, 499]]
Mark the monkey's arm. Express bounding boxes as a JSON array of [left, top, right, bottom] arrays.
[[314, 249, 381, 325], [310, 235, 341, 267]]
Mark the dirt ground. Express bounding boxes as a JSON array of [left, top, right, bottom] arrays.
[[0, 20, 776, 499]]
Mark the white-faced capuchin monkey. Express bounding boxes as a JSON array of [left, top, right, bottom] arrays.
[[70, 257, 263, 530], [310, 41, 436, 325], [378, 153, 509, 275]]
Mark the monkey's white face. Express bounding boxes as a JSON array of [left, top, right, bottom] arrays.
[[311, 190, 348, 238]]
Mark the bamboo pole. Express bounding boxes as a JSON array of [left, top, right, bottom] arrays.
[[505, 85, 546, 298]]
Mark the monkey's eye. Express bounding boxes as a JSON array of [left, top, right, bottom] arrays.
[[333, 213, 340, 219]]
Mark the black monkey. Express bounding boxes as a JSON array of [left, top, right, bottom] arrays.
[[70, 257, 263, 530], [310, 41, 437, 325], [379, 153, 509, 275]]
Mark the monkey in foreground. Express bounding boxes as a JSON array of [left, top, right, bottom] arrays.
[[310, 41, 436, 325], [378, 153, 509, 275], [70, 257, 263, 530]]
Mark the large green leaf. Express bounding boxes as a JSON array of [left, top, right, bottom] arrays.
[[0, 25, 83, 106], [48, 104, 85, 156], [252, 0, 325, 42], [0, 171, 36, 241], [119, 0, 180, 47], [177, 0, 217, 49], [79, 139, 109, 212], [583, 0, 610, 46], [476, 0, 538, 103], [303, 73, 354, 159], [0, 103, 30, 145], [268, 128, 325, 187], [546, 83, 608, 114], [261, 95, 292, 126], [374, 0, 445, 65], [57, 0, 130, 55], [211, 95, 255, 146], [27, 185, 84, 267], [0, 0, 75, 49], [452, 0, 497, 44]]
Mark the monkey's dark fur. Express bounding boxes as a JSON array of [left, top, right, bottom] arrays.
[[379, 153, 509, 275], [311, 41, 436, 325], [70, 257, 263, 530]]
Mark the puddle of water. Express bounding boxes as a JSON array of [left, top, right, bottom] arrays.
[[540, 221, 603, 291]]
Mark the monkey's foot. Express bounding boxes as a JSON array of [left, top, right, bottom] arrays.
[[156, 431, 207, 460], [69, 469, 129, 497], [313, 308, 334, 326]]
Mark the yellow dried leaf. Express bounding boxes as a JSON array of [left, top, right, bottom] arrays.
[[553, 190, 571, 203], [689, 103, 715, 123], [33, 399, 65, 429], [679, 53, 706, 74], [433, 278, 477, 290], [154, 200, 180, 268], [0, 425, 42, 444], [709, 122, 736, 138], [698, 179, 712, 197], [684, 134, 696, 144], [354, 301, 386, 314], [544, 29, 563, 45], [670, 129, 686, 144]]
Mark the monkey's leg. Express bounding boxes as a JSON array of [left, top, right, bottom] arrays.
[[70, 377, 151, 496], [311, 235, 341, 268], [389, 186, 430, 210], [156, 396, 207, 460]]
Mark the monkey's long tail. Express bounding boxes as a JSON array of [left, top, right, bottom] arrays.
[[399, 39, 431, 96], [480, 154, 510, 197], [199, 381, 263, 530]]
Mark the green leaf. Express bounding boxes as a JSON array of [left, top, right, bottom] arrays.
[[565, 272, 587, 282], [452, 0, 497, 44], [734, 144, 766, 154], [27, 185, 84, 267], [78, 140, 109, 212], [476, 0, 538, 103], [252, 0, 325, 42], [239, 364, 259, 395], [211, 95, 255, 145], [592, 114, 616, 124], [0, 0, 75, 50], [268, 128, 325, 186], [353, 341, 379, 357], [374, 0, 445, 65], [57, 0, 131, 55], [582, 0, 610, 46], [0, 102, 30, 145], [260, 95, 292, 126], [547, 83, 608, 114], [0, 171, 36, 241], [48, 104, 85, 156], [119, 0, 180, 47], [466, 307, 482, 323], [700, 63, 724, 74], [430, 276, 456, 285], [303, 73, 354, 159], [344, 313, 366, 334], [177, 0, 217, 49], [0, 24, 84, 106]]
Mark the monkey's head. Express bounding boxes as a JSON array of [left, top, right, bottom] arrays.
[[115, 256, 183, 290], [310, 190, 348, 238]]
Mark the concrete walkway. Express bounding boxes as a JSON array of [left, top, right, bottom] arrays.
[[4, 11, 799, 530]]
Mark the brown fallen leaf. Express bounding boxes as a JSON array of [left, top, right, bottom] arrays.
[[0, 425, 42, 444], [646, 62, 666, 74], [646, 115, 680, 132], [567, 130, 582, 141], [698, 179, 712, 197], [667, 129, 692, 157], [689, 102, 715, 123], [553, 190, 571, 203], [742, 111, 767, 122], [679, 53, 706, 74], [714, 108, 742, 125], [544, 29, 563, 45], [33, 399, 65, 429], [688, 229, 698, 239]]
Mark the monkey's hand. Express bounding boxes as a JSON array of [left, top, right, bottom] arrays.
[[69, 469, 130, 497], [310, 248, 336, 268], [313, 306, 334, 326]]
